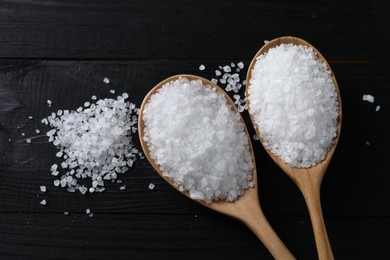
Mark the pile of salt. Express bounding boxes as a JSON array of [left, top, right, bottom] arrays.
[[248, 44, 339, 168], [143, 77, 254, 203]]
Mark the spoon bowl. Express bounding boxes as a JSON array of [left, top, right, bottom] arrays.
[[246, 36, 342, 260], [139, 74, 295, 259]]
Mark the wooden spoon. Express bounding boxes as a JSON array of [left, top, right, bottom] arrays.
[[138, 74, 295, 260], [246, 36, 342, 260]]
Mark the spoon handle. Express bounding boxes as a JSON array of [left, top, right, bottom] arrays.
[[243, 207, 295, 260], [301, 180, 334, 260]]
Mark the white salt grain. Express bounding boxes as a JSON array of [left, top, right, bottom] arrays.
[[143, 77, 253, 203], [237, 62, 244, 69], [110, 89, 115, 94], [248, 44, 339, 168], [35, 129, 40, 134], [47, 100, 52, 106], [103, 77, 110, 84], [26, 139, 31, 143], [363, 94, 374, 103], [86, 208, 90, 214], [223, 66, 231, 72], [253, 134, 259, 141], [365, 141, 370, 146], [91, 95, 97, 100], [40, 186, 46, 192], [199, 64, 206, 71], [215, 70, 222, 76], [376, 105, 381, 111], [40, 199, 46, 205], [28, 116, 33, 120], [148, 183, 155, 190]]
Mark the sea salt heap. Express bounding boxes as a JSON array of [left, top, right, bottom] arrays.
[[42, 93, 141, 193], [248, 44, 339, 168], [143, 77, 254, 203]]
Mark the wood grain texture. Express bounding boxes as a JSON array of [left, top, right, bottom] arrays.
[[0, 213, 389, 259], [0, 0, 389, 60], [1, 1, 389, 258], [0, 60, 389, 219], [0, 59, 389, 258]]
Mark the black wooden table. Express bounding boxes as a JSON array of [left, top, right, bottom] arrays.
[[0, 1, 389, 259]]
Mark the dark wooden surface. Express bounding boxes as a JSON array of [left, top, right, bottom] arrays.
[[0, 1, 389, 259]]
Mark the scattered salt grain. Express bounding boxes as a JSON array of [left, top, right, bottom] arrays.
[[47, 100, 52, 106], [64, 211, 69, 215], [110, 89, 115, 94], [208, 62, 247, 113], [119, 185, 126, 190], [103, 77, 110, 84], [86, 208, 91, 214], [42, 94, 140, 193], [35, 129, 40, 134], [40, 186, 46, 192], [91, 95, 97, 100], [363, 94, 374, 103], [28, 116, 33, 120], [26, 138, 31, 143], [223, 65, 231, 73], [199, 64, 206, 71], [253, 134, 259, 141], [40, 199, 46, 205], [376, 105, 381, 111], [148, 183, 155, 190], [365, 141, 370, 146], [21, 133, 25, 136], [143, 77, 254, 203], [248, 44, 339, 168]]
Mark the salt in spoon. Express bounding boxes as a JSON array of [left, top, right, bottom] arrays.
[[138, 74, 295, 259], [246, 36, 342, 260]]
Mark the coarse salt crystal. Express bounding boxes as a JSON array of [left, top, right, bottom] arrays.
[[362, 94, 374, 103], [103, 77, 110, 84], [199, 64, 206, 71], [376, 105, 380, 111], [223, 66, 231, 72], [40, 199, 46, 205], [40, 186, 46, 192], [148, 183, 155, 190]]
